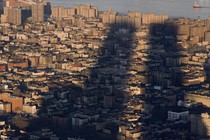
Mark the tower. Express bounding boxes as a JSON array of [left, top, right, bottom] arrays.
[[32, 3, 44, 23]]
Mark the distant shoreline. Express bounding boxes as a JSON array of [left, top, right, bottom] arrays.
[[48, 0, 210, 20]]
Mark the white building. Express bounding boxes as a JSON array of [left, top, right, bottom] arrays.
[[168, 110, 189, 121]]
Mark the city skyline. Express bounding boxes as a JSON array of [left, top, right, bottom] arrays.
[[49, 0, 210, 19], [0, 0, 209, 140]]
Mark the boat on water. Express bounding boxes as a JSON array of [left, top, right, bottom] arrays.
[[193, 2, 200, 8]]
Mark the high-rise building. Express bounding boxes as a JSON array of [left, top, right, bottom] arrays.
[[32, 3, 44, 23], [51, 4, 97, 20], [205, 31, 210, 44], [1, 7, 31, 25], [128, 11, 142, 28], [1, 6, 9, 22], [142, 13, 168, 25], [78, 4, 98, 18], [67, 7, 76, 16], [51, 4, 98, 20], [52, 6, 67, 20], [100, 8, 116, 24], [8, 7, 21, 24]]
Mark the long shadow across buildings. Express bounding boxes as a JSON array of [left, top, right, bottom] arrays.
[[117, 21, 190, 139], [73, 20, 193, 139], [21, 16, 210, 140], [23, 21, 137, 139], [76, 22, 137, 139], [146, 20, 210, 139], [143, 22, 188, 139]]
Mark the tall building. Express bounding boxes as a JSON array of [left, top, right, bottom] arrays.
[[142, 13, 168, 25], [8, 7, 21, 24], [51, 4, 98, 20], [128, 11, 142, 28], [52, 6, 67, 20], [206, 17, 210, 30], [77, 4, 98, 18], [32, 3, 44, 23], [1, 7, 31, 25], [100, 8, 116, 24], [116, 15, 128, 25], [1, 6, 9, 23], [205, 31, 210, 44]]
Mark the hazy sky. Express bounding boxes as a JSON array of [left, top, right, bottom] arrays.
[[49, 0, 210, 19]]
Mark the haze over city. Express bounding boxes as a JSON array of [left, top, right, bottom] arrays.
[[49, 0, 210, 19]]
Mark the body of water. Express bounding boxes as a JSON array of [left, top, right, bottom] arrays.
[[48, 0, 210, 19]]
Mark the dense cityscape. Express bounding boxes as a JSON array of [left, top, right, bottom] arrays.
[[0, 0, 209, 140]]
